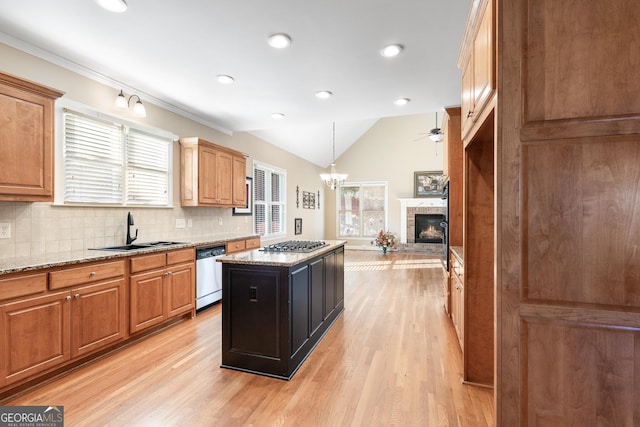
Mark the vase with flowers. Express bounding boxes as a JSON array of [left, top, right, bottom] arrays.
[[371, 230, 397, 254]]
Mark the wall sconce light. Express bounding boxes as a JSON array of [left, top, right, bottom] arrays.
[[115, 90, 147, 117]]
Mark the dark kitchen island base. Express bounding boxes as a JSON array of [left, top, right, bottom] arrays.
[[220, 243, 344, 380]]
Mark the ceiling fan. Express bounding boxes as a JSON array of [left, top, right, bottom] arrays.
[[414, 111, 444, 143], [428, 112, 444, 142]]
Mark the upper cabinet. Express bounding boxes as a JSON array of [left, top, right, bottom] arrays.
[[0, 72, 64, 202], [179, 137, 247, 207], [459, 0, 495, 140]]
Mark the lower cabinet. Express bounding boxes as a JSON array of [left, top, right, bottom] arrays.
[[0, 271, 126, 387], [450, 251, 464, 351], [130, 248, 195, 334]]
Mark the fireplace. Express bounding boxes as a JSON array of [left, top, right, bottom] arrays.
[[414, 214, 445, 243]]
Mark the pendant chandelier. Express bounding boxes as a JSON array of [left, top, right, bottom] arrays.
[[320, 122, 348, 190]]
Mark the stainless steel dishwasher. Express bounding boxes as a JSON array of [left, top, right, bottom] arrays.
[[195, 245, 226, 311]]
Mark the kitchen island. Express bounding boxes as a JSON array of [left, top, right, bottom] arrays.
[[218, 240, 345, 379]]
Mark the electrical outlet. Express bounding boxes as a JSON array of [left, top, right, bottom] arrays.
[[218, 217, 223, 226], [0, 223, 10, 239], [176, 218, 186, 229], [187, 219, 193, 228]]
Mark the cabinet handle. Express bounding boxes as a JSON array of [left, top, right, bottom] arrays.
[[74, 294, 80, 299], [467, 110, 473, 118], [163, 271, 173, 277], [89, 272, 96, 276], [65, 295, 72, 301]]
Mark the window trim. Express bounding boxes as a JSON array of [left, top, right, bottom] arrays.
[[253, 160, 287, 239], [336, 181, 389, 240], [54, 98, 177, 207]]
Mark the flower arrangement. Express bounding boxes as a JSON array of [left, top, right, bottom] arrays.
[[371, 230, 397, 253]]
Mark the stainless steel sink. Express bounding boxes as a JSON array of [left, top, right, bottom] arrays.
[[90, 241, 187, 251]]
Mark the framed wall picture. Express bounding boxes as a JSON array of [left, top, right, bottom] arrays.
[[414, 171, 445, 197], [294, 218, 302, 235], [232, 177, 253, 215]]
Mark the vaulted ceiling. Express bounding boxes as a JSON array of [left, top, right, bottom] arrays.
[[0, 0, 469, 166]]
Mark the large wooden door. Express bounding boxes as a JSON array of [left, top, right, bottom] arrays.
[[497, 0, 640, 425]]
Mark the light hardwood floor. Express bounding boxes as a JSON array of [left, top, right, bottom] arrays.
[[4, 250, 494, 426]]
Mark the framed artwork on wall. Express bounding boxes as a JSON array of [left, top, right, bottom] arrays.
[[233, 177, 253, 215], [414, 171, 446, 197], [294, 218, 302, 235]]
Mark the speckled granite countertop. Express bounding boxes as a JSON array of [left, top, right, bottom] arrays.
[[218, 240, 346, 267], [450, 246, 464, 265], [0, 234, 259, 275]]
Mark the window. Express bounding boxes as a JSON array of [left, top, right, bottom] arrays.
[[254, 161, 286, 237], [61, 108, 173, 206], [338, 182, 387, 238]]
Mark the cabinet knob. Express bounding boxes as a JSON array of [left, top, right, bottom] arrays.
[[74, 293, 80, 299], [89, 272, 96, 276], [467, 110, 473, 118], [65, 295, 72, 301]]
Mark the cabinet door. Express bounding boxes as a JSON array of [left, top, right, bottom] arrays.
[[290, 265, 309, 355], [215, 150, 233, 205], [309, 258, 324, 335], [165, 262, 194, 318], [198, 145, 219, 204], [323, 252, 336, 319], [0, 291, 70, 386], [0, 74, 62, 201], [71, 278, 127, 358], [130, 270, 165, 333], [334, 248, 344, 306], [232, 155, 247, 206], [472, 0, 494, 119], [460, 56, 474, 137]]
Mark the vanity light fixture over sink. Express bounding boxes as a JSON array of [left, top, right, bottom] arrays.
[[116, 90, 147, 117]]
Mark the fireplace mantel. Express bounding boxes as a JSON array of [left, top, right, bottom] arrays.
[[398, 198, 446, 244]]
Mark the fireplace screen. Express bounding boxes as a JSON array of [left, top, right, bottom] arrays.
[[414, 214, 445, 243]]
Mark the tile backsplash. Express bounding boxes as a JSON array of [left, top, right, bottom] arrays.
[[0, 202, 253, 259]]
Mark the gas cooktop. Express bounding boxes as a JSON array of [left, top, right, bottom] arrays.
[[260, 240, 328, 253]]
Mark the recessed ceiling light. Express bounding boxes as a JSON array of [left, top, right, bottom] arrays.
[[272, 113, 285, 119], [315, 91, 333, 99], [394, 98, 410, 106], [216, 74, 235, 84], [96, 0, 127, 13], [381, 44, 404, 58], [268, 33, 292, 49]]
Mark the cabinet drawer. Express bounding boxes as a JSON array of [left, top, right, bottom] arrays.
[[245, 237, 261, 250], [0, 273, 48, 301], [167, 248, 194, 265], [226, 240, 246, 254], [130, 253, 166, 274], [49, 261, 125, 290]]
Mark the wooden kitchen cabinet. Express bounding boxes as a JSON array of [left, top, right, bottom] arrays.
[[459, 0, 494, 139], [450, 249, 464, 351], [0, 291, 70, 387], [0, 72, 64, 201], [179, 137, 247, 207], [226, 236, 261, 254], [129, 248, 195, 334], [0, 260, 126, 387]]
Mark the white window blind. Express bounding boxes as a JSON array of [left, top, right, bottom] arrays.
[[63, 109, 171, 206], [126, 129, 170, 205], [64, 112, 124, 204], [254, 162, 286, 237]]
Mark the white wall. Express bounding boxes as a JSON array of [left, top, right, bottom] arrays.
[[0, 43, 325, 259]]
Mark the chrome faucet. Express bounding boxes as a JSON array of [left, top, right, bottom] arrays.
[[126, 211, 138, 245]]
